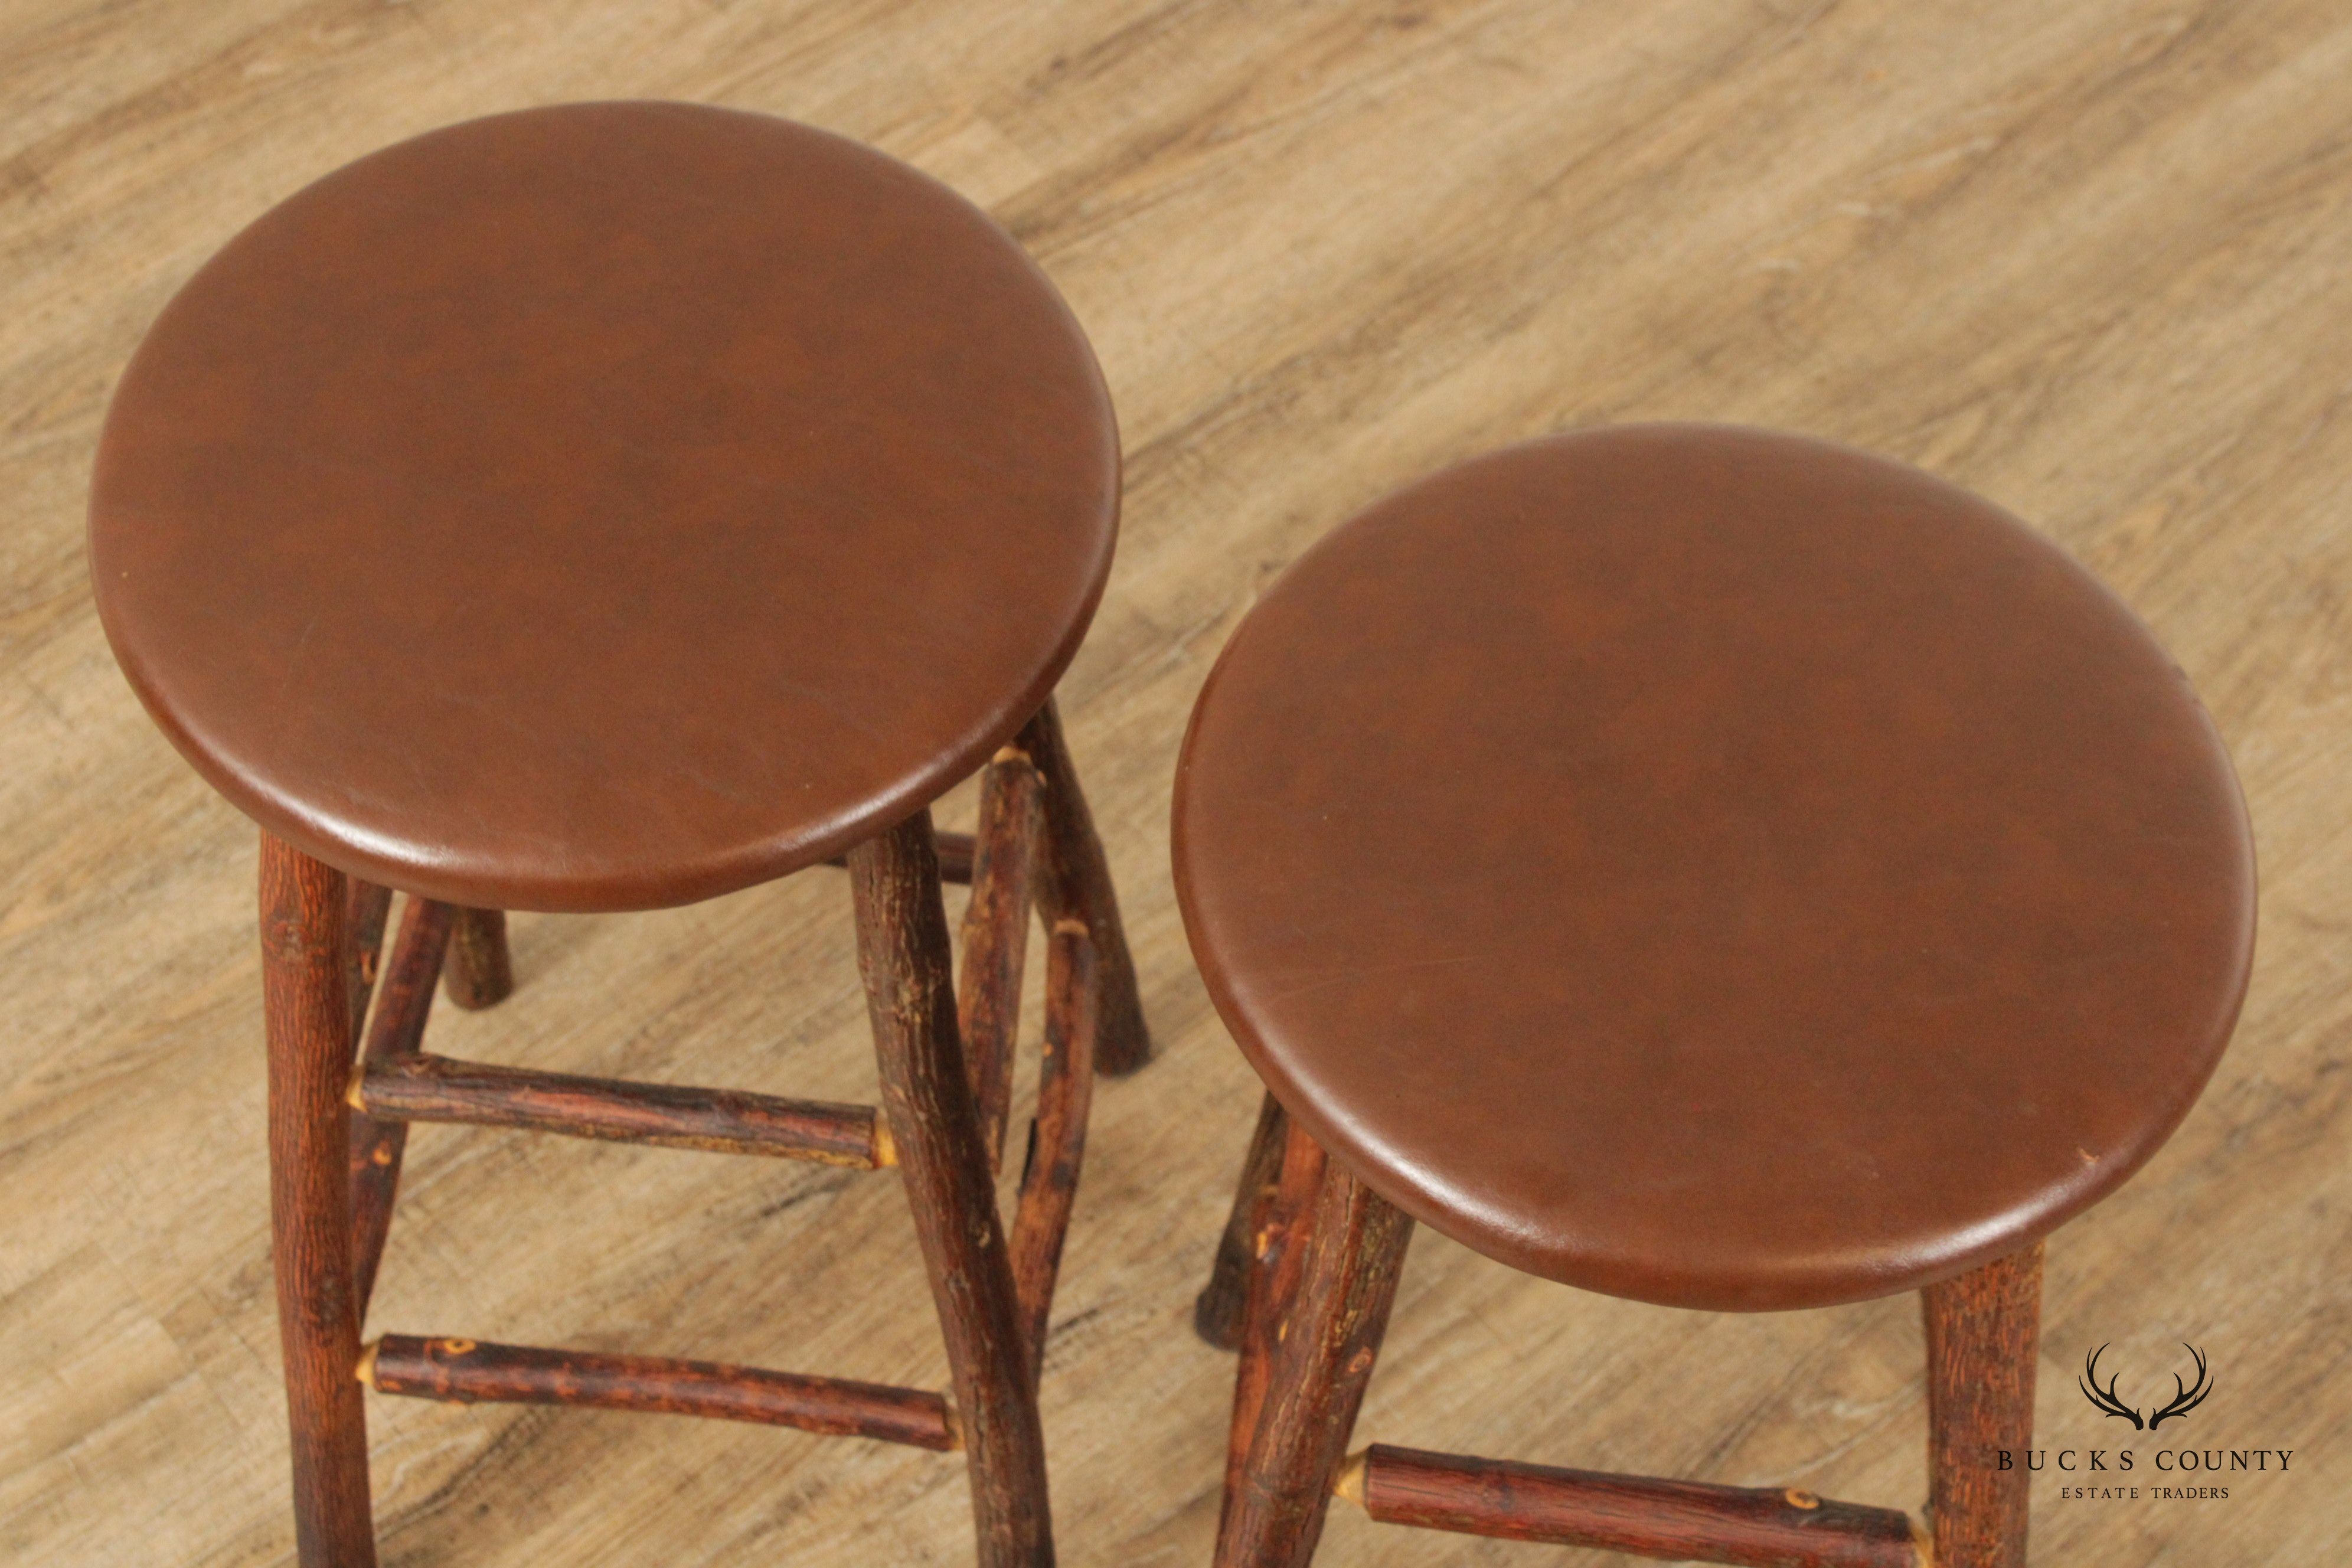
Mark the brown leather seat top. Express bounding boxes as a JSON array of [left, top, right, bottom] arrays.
[[89, 102, 1117, 912], [1174, 425, 2254, 1311]]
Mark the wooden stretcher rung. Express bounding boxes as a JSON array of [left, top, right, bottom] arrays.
[[362, 1335, 958, 1451], [352, 1052, 894, 1168], [1338, 1444, 1925, 1568]]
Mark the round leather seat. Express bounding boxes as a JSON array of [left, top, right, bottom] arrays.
[[1173, 424, 2253, 1311], [89, 102, 1117, 912]]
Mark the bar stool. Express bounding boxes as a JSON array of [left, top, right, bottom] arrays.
[[1176, 426, 2254, 1568], [88, 102, 1148, 1568]]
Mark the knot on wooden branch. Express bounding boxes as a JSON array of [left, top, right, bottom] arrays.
[[262, 909, 341, 963]]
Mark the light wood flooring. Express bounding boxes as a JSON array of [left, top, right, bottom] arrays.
[[2, 2, 2347, 1563]]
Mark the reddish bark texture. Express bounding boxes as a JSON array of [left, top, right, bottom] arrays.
[[442, 906, 512, 1010], [1358, 1445, 1920, 1567], [1197, 1092, 1289, 1349], [1214, 1152, 1412, 1568], [368, 1335, 957, 1450], [261, 834, 376, 1567], [347, 896, 452, 1317], [357, 1051, 886, 1165], [959, 748, 1042, 1165], [1925, 1242, 2043, 1568], [1018, 699, 1149, 1076], [852, 811, 1053, 1567]]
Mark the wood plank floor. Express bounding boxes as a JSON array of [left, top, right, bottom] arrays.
[[4, 2, 2347, 1563]]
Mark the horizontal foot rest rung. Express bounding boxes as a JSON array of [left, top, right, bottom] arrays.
[[362, 1335, 958, 1451], [1340, 1445, 1923, 1568], [825, 829, 974, 883], [352, 1053, 893, 1168]]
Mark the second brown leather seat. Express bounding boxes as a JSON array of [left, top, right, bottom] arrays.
[[1178, 423, 2252, 1313], [1179, 423, 2253, 1568]]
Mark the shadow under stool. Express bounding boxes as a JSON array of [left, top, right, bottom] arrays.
[[88, 102, 1149, 1568], [1175, 426, 2255, 1568]]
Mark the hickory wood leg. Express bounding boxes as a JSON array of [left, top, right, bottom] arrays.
[[1007, 925, 1097, 1384], [1924, 1242, 2043, 1568], [959, 744, 1044, 1167], [1197, 1092, 1291, 1349], [347, 898, 453, 1318], [851, 810, 1053, 1568], [260, 834, 377, 1567], [1223, 1115, 1326, 1514], [442, 906, 512, 1010], [341, 881, 391, 1046], [1017, 697, 1151, 1077], [1216, 1146, 1413, 1568]]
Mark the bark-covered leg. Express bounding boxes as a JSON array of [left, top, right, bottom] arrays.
[[851, 811, 1053, 1567], [1018, 697, 1150, 1077], [1923, 1241, 2043, 1568], [1216, 1151, 1411, 1568], [442, 907, 512, 1010], [341, 881, 391, 1046], [260, 834, 377, 1566], [347, 899, 453, 1318], [1196, 1092, 1290, 1349], [1007, 923, 1097, 1384], [959, 745, 1043, 1167], [1222, 1117, 1327, 1522]]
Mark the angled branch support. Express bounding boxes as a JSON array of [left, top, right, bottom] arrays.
[[341, 880, 392, 1046], [348, 896, 452, 1318], [959, 745, 1044, 1168], [1197, 1092, 1289, 1349], [1224, 1115, 1329, 1512], [1018, 698, 1150, 1077], [1008, 925, 1096, 1384]]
